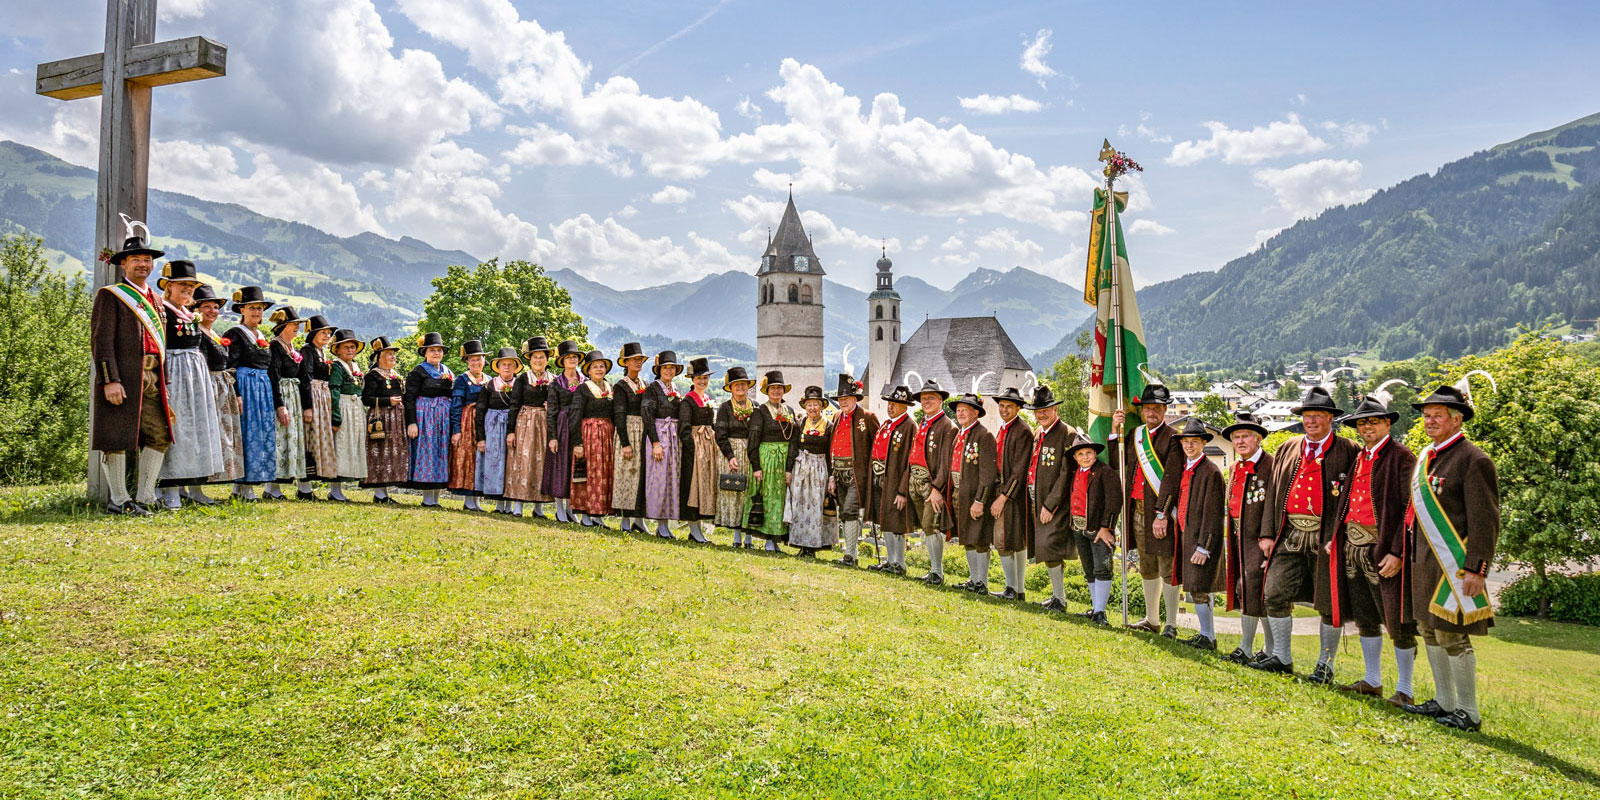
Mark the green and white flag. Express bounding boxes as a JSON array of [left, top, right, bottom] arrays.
[[1085, 189, 1147, 459]]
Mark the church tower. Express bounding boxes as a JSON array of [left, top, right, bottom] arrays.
[[866, 244, 901, 418], [755, 192, 824, 404]]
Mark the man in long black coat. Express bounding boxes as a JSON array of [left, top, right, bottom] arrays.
[[90, 232, 172, 516]]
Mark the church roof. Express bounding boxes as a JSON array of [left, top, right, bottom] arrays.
[[758, 194, 824, 276], [888, 316, 1032, 395]]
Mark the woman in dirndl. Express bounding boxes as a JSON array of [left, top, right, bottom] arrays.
[[449, 339, 491, 510], [326, 328, 367, 500], [153, 261, 222, 508], [610, 341, 649, 532], [747, 371, 796, 552], [360, 336, 408, 503], [502, 336, 553, 518], [265, 306, 307, 499], [224, 286, 283, 500], [543, 339, 584, 522], [679, 357, 719, 544], [405, 332, 455, 507], [568, 349, 615, 526], [298, 315, 338, 498], [195, 285, 239, 494], [785, 385, 833, 556], [642, 350, 683, 538], [714, 366, 756, 546], [476, 346, 523, 514]]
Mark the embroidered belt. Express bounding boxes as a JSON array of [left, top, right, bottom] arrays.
[[1288, 514, 1322, 532], [871, 459, 886, 477], [1071, 515, 1088, 531], [1345, 522, 1378, 546]]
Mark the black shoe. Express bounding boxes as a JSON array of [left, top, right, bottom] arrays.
[[372, 496, 397, 505], [840, 556, 858, 567], [1225, 647, 1252, 665], [742, 542, 755, 549], [104, 501, 130, 516], [1015, 591, 1026, 603], [1253, 650, 1269, 664], [968, 582, 988, 595], [920, 572, 944, 586], [1249, 656, 1294, 674], [1307, 663, 1335, 685], [127, 501, 154, 516], [1039, 597, 1067, 612], [296, 491, 319, 502], [867, 562, 888, 572], [189, 493, 219, 506], [1127, 620, 1161, 634], [1161, 625, 1178, 639], [892, 565, 907, 576], [1090, 611, 1109, 626], [1183, 634, 1218, 651], [1435, 709, 1481, 732], [1401, 699, 1452, 719], [991, 587, 1019, 600]]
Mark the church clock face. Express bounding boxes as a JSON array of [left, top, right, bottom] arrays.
[[795, 256, 809, 272]]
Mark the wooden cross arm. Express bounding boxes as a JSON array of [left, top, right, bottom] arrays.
[[37, 36, 227, 101]]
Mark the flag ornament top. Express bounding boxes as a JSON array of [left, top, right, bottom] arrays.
[[1084, 139, 1148, 462]]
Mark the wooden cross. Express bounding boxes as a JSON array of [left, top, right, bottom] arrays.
[[35, 0, 227, 290], [35, 0, 226, 500]]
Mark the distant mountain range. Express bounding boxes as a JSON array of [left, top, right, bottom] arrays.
[[1048, 111, 1600, 369]]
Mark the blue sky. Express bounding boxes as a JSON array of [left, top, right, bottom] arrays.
[[3, 0, 1597, 292]]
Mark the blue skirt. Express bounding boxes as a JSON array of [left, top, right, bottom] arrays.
[[410, 395, 452, 487], [477, 408, 510, 497], [236, 366, 278, 484]]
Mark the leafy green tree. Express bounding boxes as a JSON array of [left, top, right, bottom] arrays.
[[1362, 355, 1440, 439], [1275, 379, 1301, 401], [417, 259, 589, 359], [1404, 333, 1600, 616], [1039, 331, 1092, 430], [0, 235, 91, 484], [1193, 393, 1231, 428], [1331, 373, 1353, 412]]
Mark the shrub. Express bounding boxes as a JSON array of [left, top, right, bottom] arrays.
[[1499, 572, 1600, 626]]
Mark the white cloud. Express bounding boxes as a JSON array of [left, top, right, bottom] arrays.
[[158, 0, 211, 21], [939, 236, 965, 251], [1252, 158, 1375, 219], [501, 123, 628, 175], [911, 235, 929, 250], [736, 95, 763, 123], [1020, 29, 1059, 86], [724, 195, 895, 254], [1291, 93, 1309, 107], [1322, 119, 1379, 148], [1127, 219, 1176, 237], [957, 93, 1044, 114], [616, 204, 638, 219], [370, 141, 549, 261], [1167, 114, 1329, 166], [650, 185, 694, 204], [543, 214, 742, 288], [973, 227, 1044, 263], [152, 140, 385, 238]]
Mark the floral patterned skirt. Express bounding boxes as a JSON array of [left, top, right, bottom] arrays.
[[543, 409, 574, 500], [503, 405, 549, 502], [274, 377, 307, 482], [333, 395, 367, 481], [571, 418, 614, 515], [448, 402, 479, 495], [408, 396, 451, 488], [784, 450, 831, 549], [750, 441, 790, 540], [611, 414, 645, 514], [685, 425, 718, 520], [362, 403, 410, 487], [714, 437, 751, 528], [306, 379, 338, 480], [236, 366, 278, 484], [208, 371, 243, 484], [157, 348, 222, 484], [644, 418, 681, 520]]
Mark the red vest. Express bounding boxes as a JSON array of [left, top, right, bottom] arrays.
[[1070, 466, 1090, 517], [1178, 460, 1199, 531], [908, 411, 945, 469], [1344, 443, 1381, 526], [1286, 438, 1327, 516], [950, 424, 975, 476], [831, 409, 854, 457], [1028, 421, 1057, 486], [872, 414, 908, 461], [1228, 458, 1256, 519], [996, 418, 1015, 466]]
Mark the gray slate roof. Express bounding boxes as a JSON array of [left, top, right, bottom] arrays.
[[758, 194, 823, 276], [887, 316, 1032, 395]]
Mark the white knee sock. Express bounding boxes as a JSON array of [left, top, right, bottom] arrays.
[[1262, 616, 1277, 657], [963, 549, 976, 580], [464, 496, 480, 511], [103, 452, 129, 505], [1360, 635, 1384, 686], [926, 533, 944, 577], [1142, 578, 1161, 625], [1012, 552, 1028, 589], [422, 489, 440, 505], [1162, 582, 1180, 629], [844, 521, 861, 559], [1425, 645, 1456, 711], [689, 521, 708, 542], [998, 552, 1014, 589], [1395, 646, 1417, 698], [1196, 600, 1215, 640], [974, 551, 989, 587], [1270, 617, 1295, 663], [1318, 623, 1343, 668], [1048, 564, 1065, 602], [765, 538, 778, 552], [134, 448, 164, 504], [1450, 650, 1478, 721], [1091, 580, 1111, 613], [1241, 615, 1259, 653], [264, 483, 286, 498]]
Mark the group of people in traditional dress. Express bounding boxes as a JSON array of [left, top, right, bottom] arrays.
[[89, 230, 1503, 733]]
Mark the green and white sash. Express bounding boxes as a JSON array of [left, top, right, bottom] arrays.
[[105, 283, 166, 363], [1411, 451, 1493, 624], [1134, 425, 1164, 495]]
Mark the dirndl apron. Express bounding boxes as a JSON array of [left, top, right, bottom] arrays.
[[235, 366, 277, 484], [334, 394, 367, 480], [209, 370, 243, 484], [644, 417, 681, 520], [542, 374, 579, 499], [784, 450, 831, 549], [503, 405, 549, 502], [363, 403, 409, 487], [686, 424, 719, 520], [714, 437, 751, 528], [449, 402, 480, 495], [612, 414, 645, 513], [476, 407, 510, 498], [409, 396, 452, 488], [274, 377, 307, 482], [157, 347, 223, 483], [572, 417, 615, 515], [751, 440, 790, 540], [307, 379, 338, 479]]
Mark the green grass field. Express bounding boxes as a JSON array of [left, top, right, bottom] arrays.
[[3, 486, 1599, 798]]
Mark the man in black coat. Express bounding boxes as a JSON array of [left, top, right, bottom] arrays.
[[1110, 383, 1185, 636], [988, 387, 1035, 600]]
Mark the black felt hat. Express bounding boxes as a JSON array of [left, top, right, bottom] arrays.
[[617, 342, 646, 363], [1024, 384, 1061, 411], [830, 373, 865, 400], [653, 350, 682, 375], [1065, 433, 1105, 457], [800, 385, 827, 406], [108, 233, 163, 265], [684, 356, 713, 379], [230, 285, 271, 312], [188, 283, 223, 309], [881, 384, 914, 406], [581, 349, 612, 375], [1340, 396, 1399, 424], [331, 328, 365, 354], [457, 339, 486, 361], [1411, 385, 1474, 422], [724, 366, 754, 390], [947, 392, 986, 418], [304, 314, 336, 335], [491, 346, 525, 374], [758, 370, 790, 394], [416, 331, 446, 355], [368, 336, 398, 366], [554, 339, 584, 367], [267, 306, 307, 333], [1292, 385, 1345, 416], [1135, 382, 1173, 406], [521, 336, 553, 360], [156, 259, 201, 289], [1221, 411, 1269, 439], [917, 379, 950, 401], [992, 386, 1027, 408], [1175, 416, 1214, 442]]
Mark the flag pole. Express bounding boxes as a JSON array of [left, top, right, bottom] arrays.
[[1106, 167, 1131, 627]]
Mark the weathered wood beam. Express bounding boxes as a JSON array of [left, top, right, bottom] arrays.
[[35, 36, 227, 100]]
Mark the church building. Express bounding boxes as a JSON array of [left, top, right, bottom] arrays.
[[755, 192, 825, 404]]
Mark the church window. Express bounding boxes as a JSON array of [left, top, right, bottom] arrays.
[[788, 284, 799, 303], [876, 304, 883, 319], [892, 306, 898, 320], [800, 284, 813, 304], [876, 327, 884, 341]]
